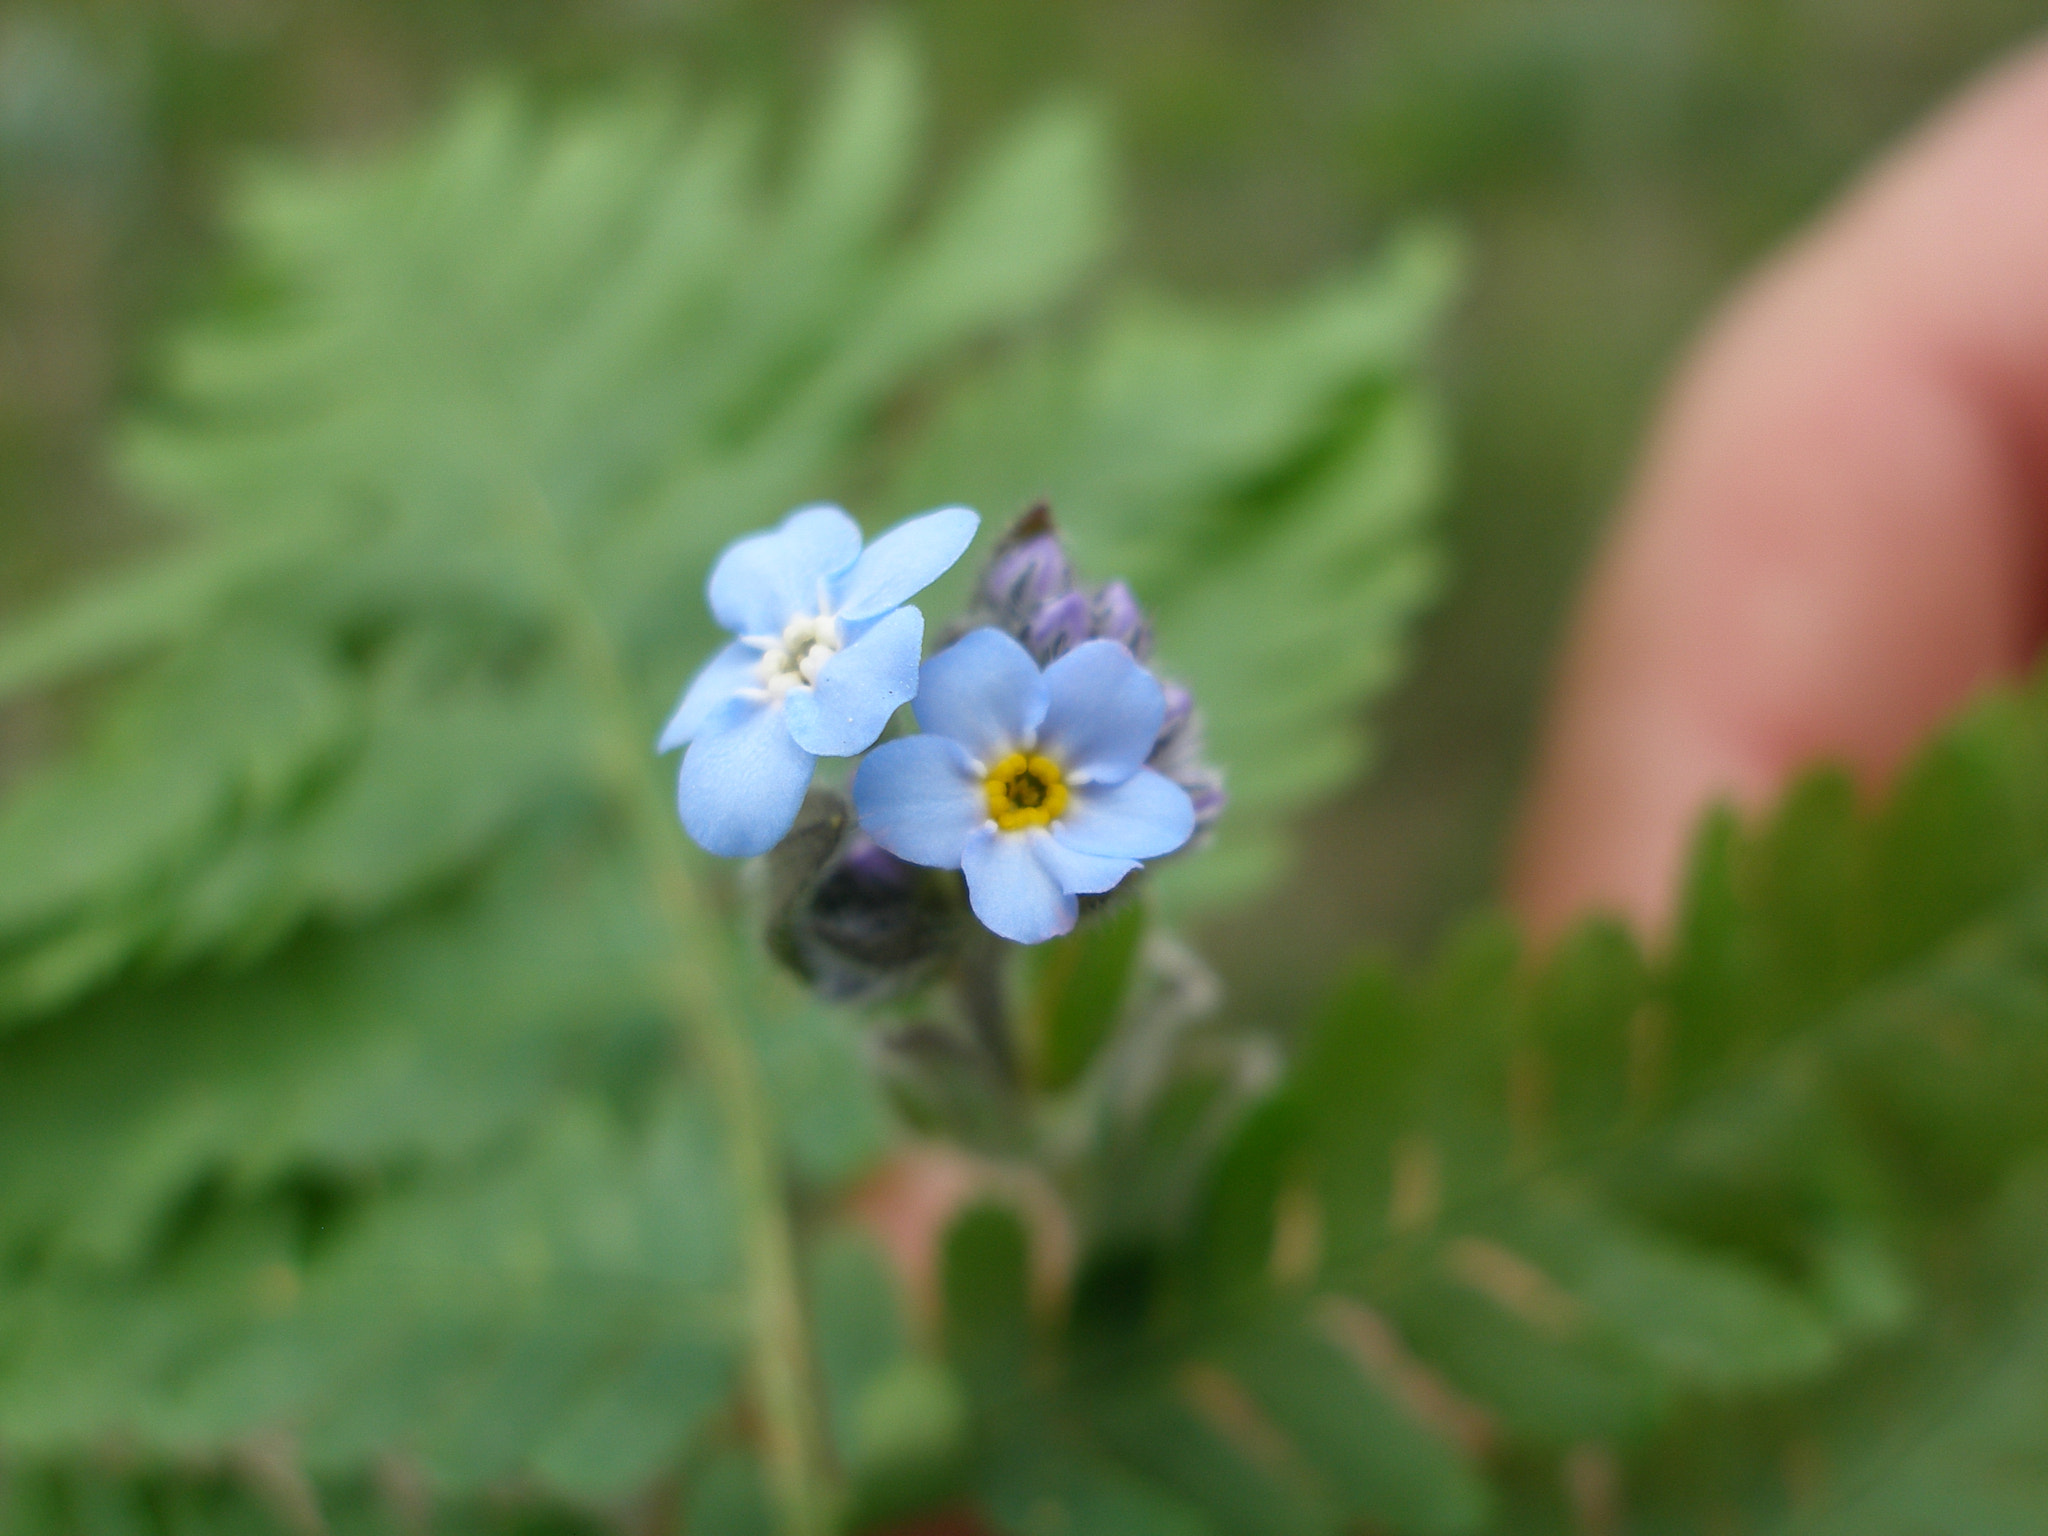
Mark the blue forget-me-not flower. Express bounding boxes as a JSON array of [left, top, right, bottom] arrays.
[[963, 507, 1226, 833], [660, 503, 979, 856], [852, 628, 1196, 944]]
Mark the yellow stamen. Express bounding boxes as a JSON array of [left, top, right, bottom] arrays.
[[984, 751, 1070, 832]]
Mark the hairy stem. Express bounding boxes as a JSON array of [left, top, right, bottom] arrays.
[[528, 496, 836, 1536], [956, 924, 1019, 1089]]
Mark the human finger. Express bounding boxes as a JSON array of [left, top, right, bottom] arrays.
[[1511, 37, 2048, 939]]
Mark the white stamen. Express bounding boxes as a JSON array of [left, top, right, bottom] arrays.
[[750, 608, 844, 702]]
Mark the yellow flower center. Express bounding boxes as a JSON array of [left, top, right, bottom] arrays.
[[984, 752, 1069, 832]]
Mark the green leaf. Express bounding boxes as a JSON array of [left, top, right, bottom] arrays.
[[0, 1092, 742, 1491], [1497, 1197, 1839, 1393], [0, 527, 325, 702], [981, 1439, 1214, 1536], [681, 1449, 776, 1536], [1216, 1318, 1489, 1534], [1181, 1092, 1303, 1307], [1769, 1288, 2048, 1534], [1028, 899, 1148, 1092], [944, 1203, 1038, 1414], [1087, 1379, 1331, 1536]]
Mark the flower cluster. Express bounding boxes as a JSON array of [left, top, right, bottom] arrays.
[[661, 503, 1219, 948]]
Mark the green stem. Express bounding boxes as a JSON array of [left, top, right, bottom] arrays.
[[527, 498, 837, 1536], [955, 924, 1019, 1090]]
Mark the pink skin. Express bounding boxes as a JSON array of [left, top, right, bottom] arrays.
[[1513, 38, 2048, 939]]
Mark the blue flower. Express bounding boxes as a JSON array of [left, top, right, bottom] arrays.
[[660, 503, 980, 856], [963, 505, 1224, 835], [852, 628, 1196, 944]]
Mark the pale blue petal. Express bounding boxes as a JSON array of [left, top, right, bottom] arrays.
[[831, 505, 981, 622], [852, 735, 987, 868], [962, 825, 1076, 944], [784, 606, 923, 757], [1031, 832, 1138, 897], [707, 505, 863, 635], [1055, 768, 1195, 860], [677, 696, 816, 857], [914, 628, 1046, 764], [1037, 640, 1165, 786], [658, 640, 760, 752]]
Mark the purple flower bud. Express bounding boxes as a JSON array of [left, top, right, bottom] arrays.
[[979, 531, 1074, 626], [1090, 580, 1153, 659], [1149, 686, 1206, 775], [1156, 681, 1194, 747], [1023, 589, 1094, 663], [1184, 770, 1228, 831], [1143, 683, 1224, 834]]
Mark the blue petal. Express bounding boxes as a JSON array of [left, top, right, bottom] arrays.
[[677, 696, 817, 857], [658, 639, 760, 752], [1055, 768, 1195, 860], [784, 606, 923, 757], [1031, 832, 1138, 897], [1037, 640, 1165, 785], [962, 825, 1076, 944], [852, 735, 987, 868], [707, 505, 863, 636], [832, 505, 980, 623], [914, 628, 1046, 764]]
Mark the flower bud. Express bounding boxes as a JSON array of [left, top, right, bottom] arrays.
[[1149, 684, 1201, 771], [1090, 580, 1153, 659], [978, 531, 1074, 629], [768, 792, 965, 1002], [1181, 767, 1228, 832], [1145, 686, 1227, 836], [1156, 682, 1194, 750], [1023, 590, 1094, 663]]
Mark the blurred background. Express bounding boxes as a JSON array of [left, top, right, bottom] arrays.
[[2, 0, 2044, 1004]]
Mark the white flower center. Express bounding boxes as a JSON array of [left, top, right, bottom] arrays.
[[750, 611, 842, 701]]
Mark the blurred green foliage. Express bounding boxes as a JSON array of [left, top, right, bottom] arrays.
[[939, 663, 2048, 1535], [0, 21, 1451, 1534], [8, 5, 2048, 1536], [703, 649, 2048, 1536]]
